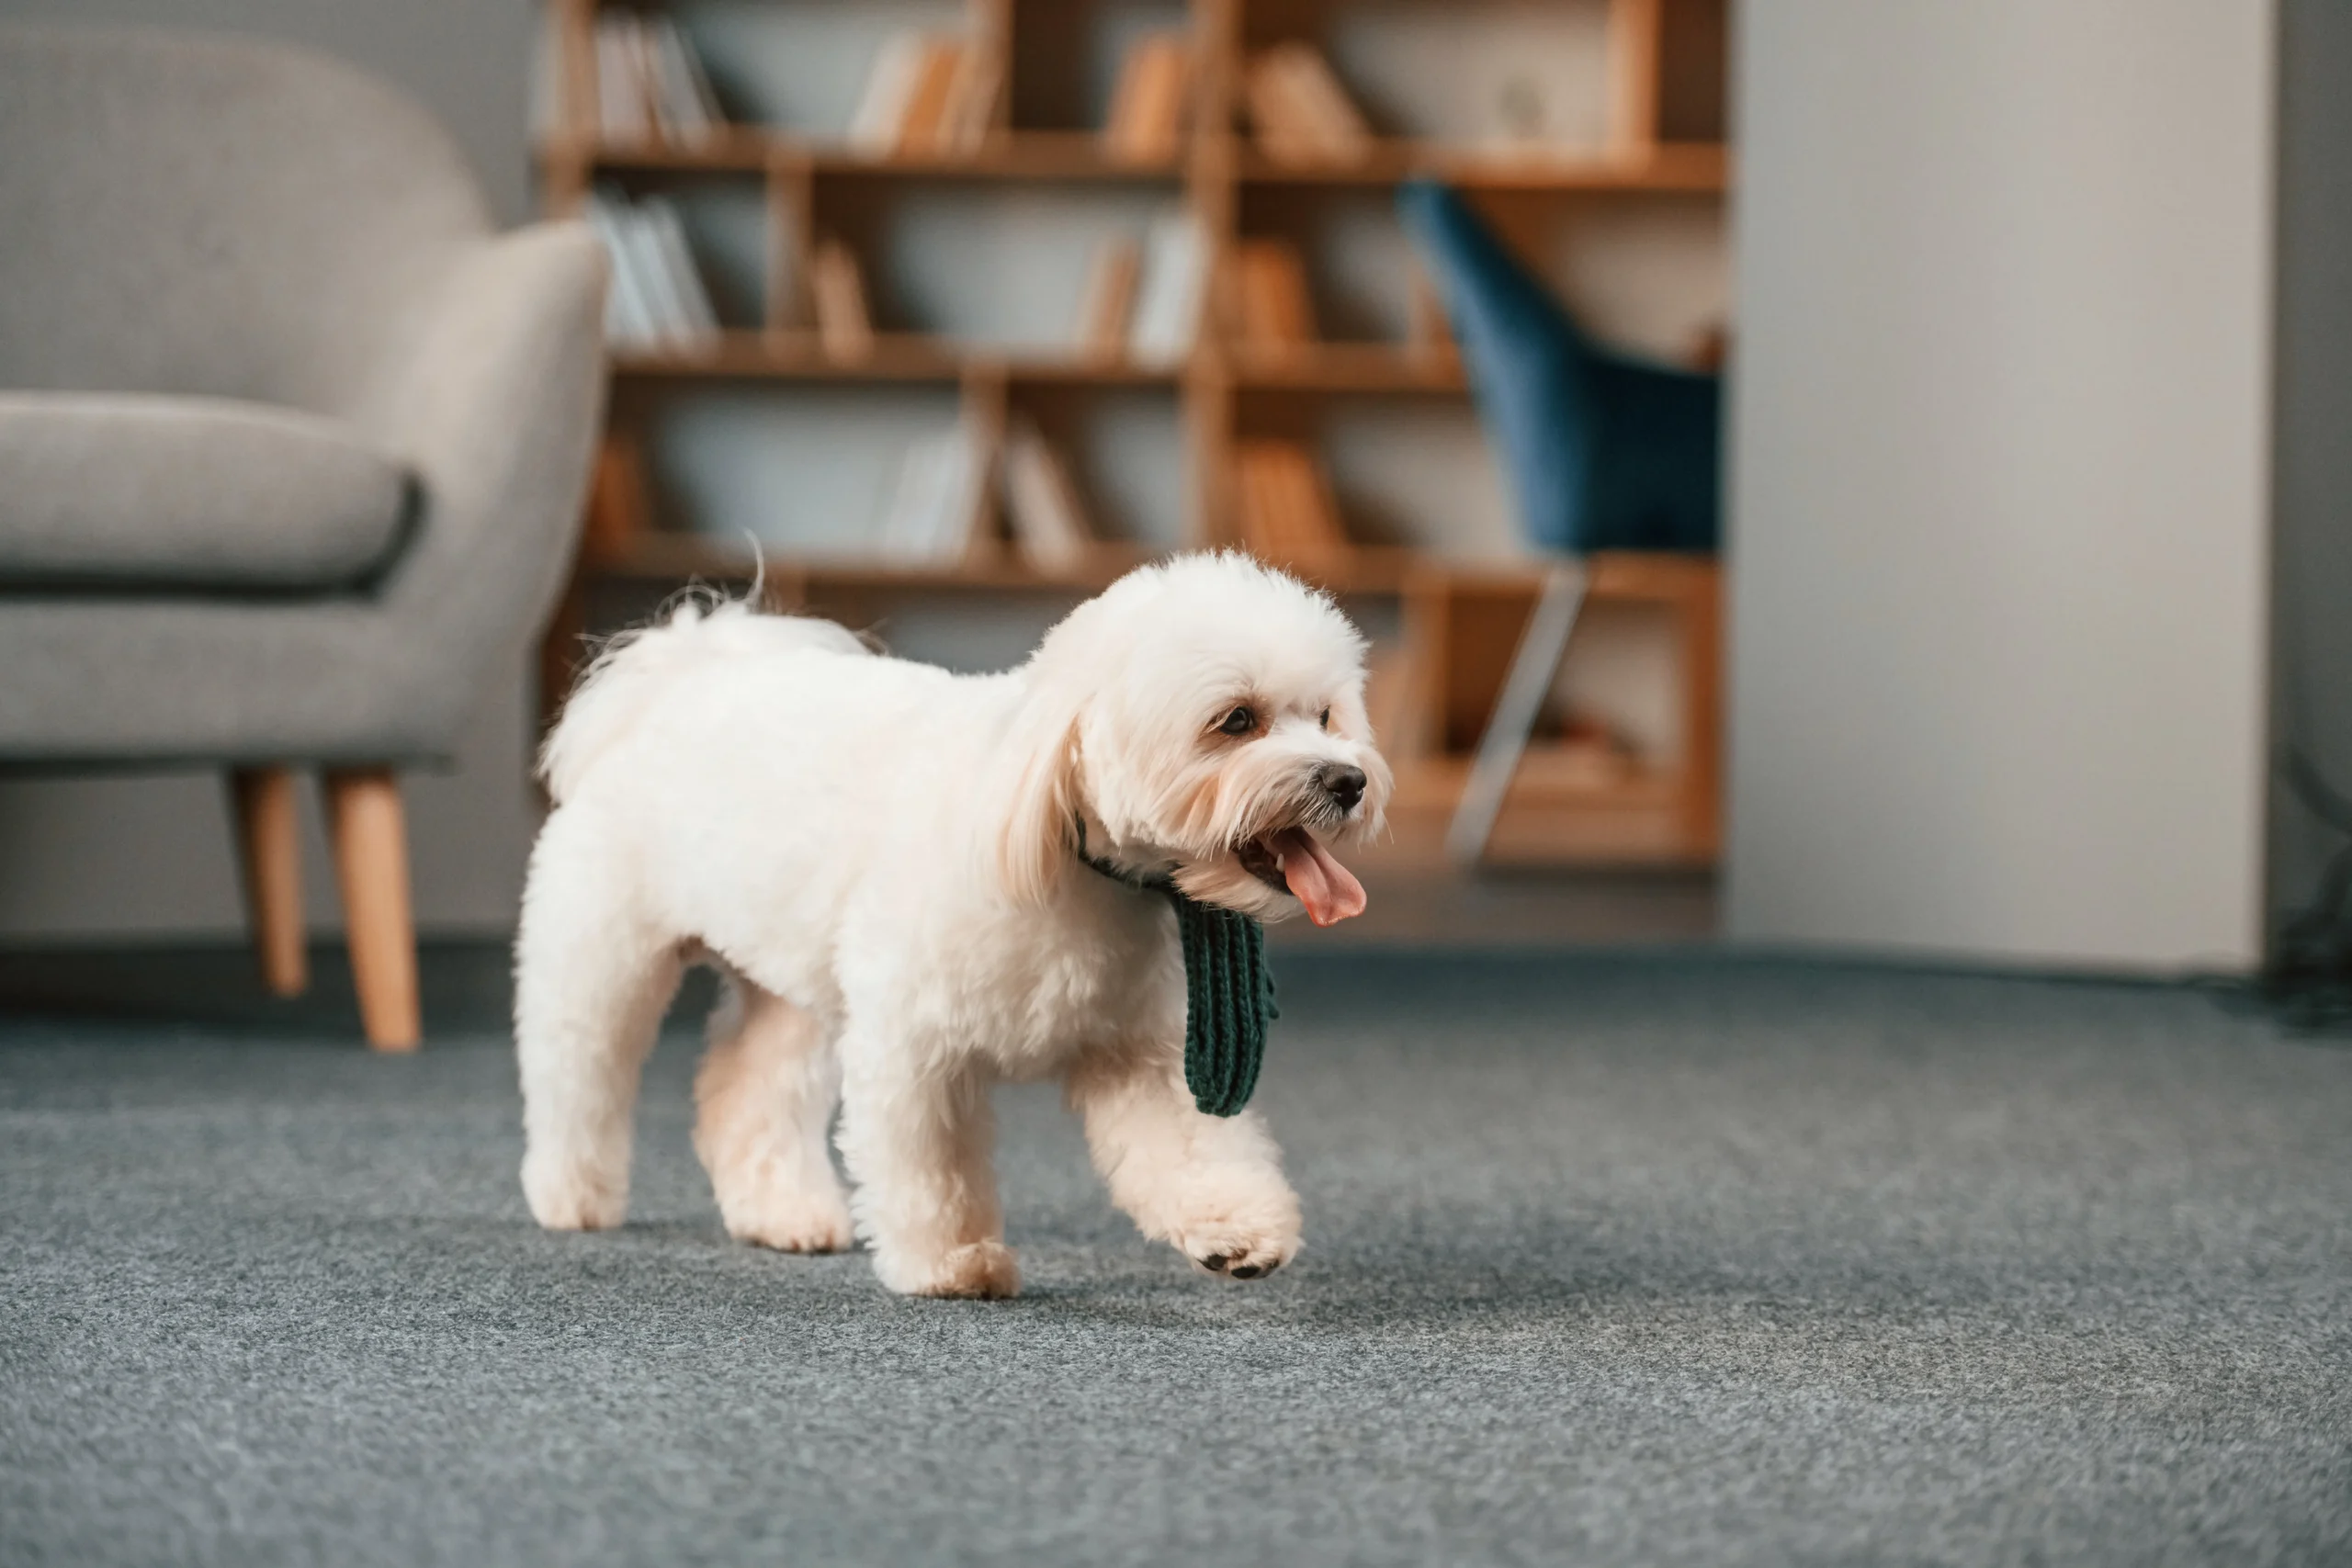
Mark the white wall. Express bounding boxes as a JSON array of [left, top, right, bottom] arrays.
[[0, 0, 540, 940], [0, 0, 532, 220], [1726, 1, 2277, 969]]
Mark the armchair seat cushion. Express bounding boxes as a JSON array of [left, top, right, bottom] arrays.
[[0, 393, 413, 592]]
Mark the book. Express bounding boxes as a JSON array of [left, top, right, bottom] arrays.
[[1102, 35, 1192, 164], [896, 39, 967, 153], [999, 422, 1095, 572], [875, 435, 938, 561], [582, 192, 660, 347], [1281, 46, 1372, 152], [588, 16, 724, 146], [616, 202, 692, 341], [1234, 439, 1350, 569], [1127, 212, 1207, 366], [1244, 44, 1372, 165], [583, 189, 721, 351], [937, 41, 1002, 153], [875, 434, 944, 561], [1074, 238, 1142, 359], [876, 424, 990, 563], [645, 16, 722, 142], [638, 197, 721, 340], [1239, 51, 1306, 163], [846, 31, 991, 156], [594, 17, 652, 142], [1229, 239, 1317, 355], [848, 31, 931, 152], [810, 240, 875, 362]]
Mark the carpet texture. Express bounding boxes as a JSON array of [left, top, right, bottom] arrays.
[[3, 953, 2349, 1566]]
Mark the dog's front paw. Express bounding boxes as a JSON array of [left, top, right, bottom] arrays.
[[875, 1239, 1022, 1300], [522, 1153, 628, 1233], [1171, 1192, 1302, 1281]]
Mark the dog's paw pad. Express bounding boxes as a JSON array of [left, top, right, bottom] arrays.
[[1175, 1217, 1297, 1282], [1189, 1247, 1282, 1280]]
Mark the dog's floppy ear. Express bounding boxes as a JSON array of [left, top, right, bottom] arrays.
[[993, 700, 1081, 908], [992, 591, 1117, 906]]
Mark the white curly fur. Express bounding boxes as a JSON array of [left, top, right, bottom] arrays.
[[514, 553, 1391, 1297]]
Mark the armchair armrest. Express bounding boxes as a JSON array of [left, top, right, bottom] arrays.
[[340, 221, 608, 746]]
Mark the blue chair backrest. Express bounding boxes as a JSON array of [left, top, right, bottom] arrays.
[[1398, 179, 1721, 554]]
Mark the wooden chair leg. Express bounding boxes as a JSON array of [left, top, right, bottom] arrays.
[[228, 766, 308, 998], [322, 767, 421, 1053]]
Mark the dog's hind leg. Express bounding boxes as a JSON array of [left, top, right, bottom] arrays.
[[514, 807, 683, 1232], [695, 976, 853, 1253]]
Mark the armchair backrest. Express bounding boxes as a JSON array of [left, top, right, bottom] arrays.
[[0, 25, 492, 415]]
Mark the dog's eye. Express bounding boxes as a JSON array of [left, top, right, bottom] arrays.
[[1217, 705, 1256, 737], [1319, 708, 1331, 730]]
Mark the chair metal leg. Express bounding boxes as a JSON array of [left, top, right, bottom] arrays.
[[1446, 563, 1589, 866]]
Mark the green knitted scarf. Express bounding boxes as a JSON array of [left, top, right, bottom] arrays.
[[1075, 822, 1278, 1118]]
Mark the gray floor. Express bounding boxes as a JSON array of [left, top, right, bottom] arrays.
[[3, 948, 2349, 1566]]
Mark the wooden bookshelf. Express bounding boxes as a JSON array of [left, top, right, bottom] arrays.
[[537, 0, 1732, 869]]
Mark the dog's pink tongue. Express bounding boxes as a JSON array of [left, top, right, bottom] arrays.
[[1271, 829, 1367, 927]]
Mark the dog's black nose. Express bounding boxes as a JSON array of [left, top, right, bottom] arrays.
[[1318, 763, 1367, 813]]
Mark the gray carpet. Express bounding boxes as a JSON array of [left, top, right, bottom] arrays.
[[3, 951, 2350, 1566]]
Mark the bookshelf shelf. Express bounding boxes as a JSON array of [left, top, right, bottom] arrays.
[[545, 130, 1185, 184], [1392, 751, 1685, 814], [1231, 345, 1468, 394], [539, 132, 769, 173], [545, 132, 1724, 191], [610, 335, 1464, 393], [609, 333, 1183, 387], [542, 0, 1733, 869], [603, 533, 1425, 599], [1235, 140, 1729, 192], [599, 534, 1151, 593]]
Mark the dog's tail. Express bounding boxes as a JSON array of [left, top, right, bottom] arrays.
[[539, 592, 869, 806]]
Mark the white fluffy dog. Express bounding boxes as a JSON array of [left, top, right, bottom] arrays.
[[514, 552, 1391, 1298]]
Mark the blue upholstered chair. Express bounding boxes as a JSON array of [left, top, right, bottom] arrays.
[[1396, 179, 1722, 860]]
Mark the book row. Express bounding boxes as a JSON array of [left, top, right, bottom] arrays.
[[540, 19, 1394, 168], [585, 197, 1216, 365]]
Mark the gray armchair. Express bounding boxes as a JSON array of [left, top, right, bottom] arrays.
[[0, 26, 606, 1047]]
